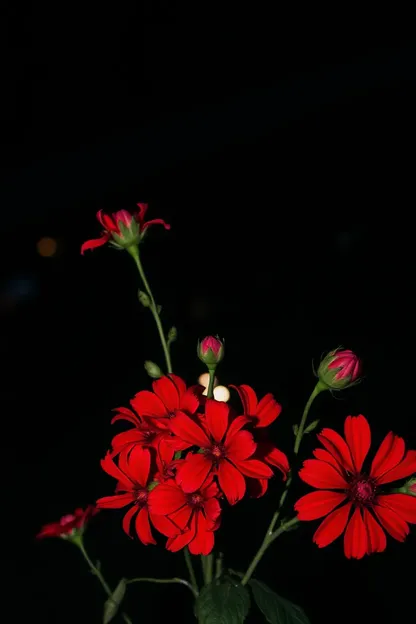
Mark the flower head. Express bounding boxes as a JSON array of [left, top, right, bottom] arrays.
[[295, 415, 416, 558], [198, 336, 224, 369], [317, 348, 362, 390], [149, 476, 221, 555], [81, 203, 170, 254], [37, 506, 97, 540], [169, 399, 273, 505]]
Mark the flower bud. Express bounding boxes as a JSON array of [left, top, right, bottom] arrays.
[[197, 336, 224, 369], [138, 290, 151, 307], [144, 360, 163, 379], [317, 348, 362, 390], [403, 477, 416, 497]]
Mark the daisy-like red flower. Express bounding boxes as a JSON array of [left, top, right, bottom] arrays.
[[131, 374, 201, 433], [81, 203, 170, 254], [169, 399, 273, 505], [37, 506, 97, 539], [295, 415, 416, 558], [231, 385, 290, 493], [96, 447, 178, 545], [149, 476, 221, 555]]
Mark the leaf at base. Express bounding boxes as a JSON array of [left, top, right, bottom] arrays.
[[195, 577, 250, 624], [249, 580, 310, 624], [103, 578, 127, 624]]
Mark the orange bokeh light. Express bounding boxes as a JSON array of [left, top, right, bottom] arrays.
[[37, 237, 58, 257]]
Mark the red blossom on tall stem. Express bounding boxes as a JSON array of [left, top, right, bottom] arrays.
[[169, 399, 273, 505], [96, 447, 179, 545], [295, 415, 416, 558], [37, 506, 97, 539], [80, 203, 170, 254], [149, 476, 221, 555]]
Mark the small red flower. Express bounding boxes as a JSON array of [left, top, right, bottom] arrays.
[[295, 415, 416, 558], [131, 374, 201, 433], [37, 506, 97, 539], [231, 384, 290, 491], [81, 203, 170, 254], [170, 399, 273, 505], [96, 447, 179, 545], [149, 476, 221, 555]]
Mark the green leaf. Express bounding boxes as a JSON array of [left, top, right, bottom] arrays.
[[304, 419, 320, 434], [249, 580, 310, 624], [103, 578, 127, 624], [195, 577, 250, 623]]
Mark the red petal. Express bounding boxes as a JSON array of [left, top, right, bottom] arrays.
[[205, 399, 229, 442], [217, 459, 246, 505], [149, 511, 180, 537], [377, 494, 416, 523], [180, 388, 200, 415], [376, 450, 416, 485], [313, 502, 352, 548], [203, 498, 221, 525], [168, 505, 193, 530], [189, 512, 215, 555], [131, 390, 168, 419], [224, 416, 250, 444], [122, 445, 150, 488], [80, 234, 110, 254], [247, 478, 269, 498], [299, 459, 348, 489], [231, 384, 258, 416], [100, 453, 133, 489], [201, 478, 220, 499], [136, 203, 148, 222], [122, 505, 138, 538], [141, 218, 171, 231], [153, 376, 180, 412], [176, 453, 212, 492], [111, 429, 146, 452], [344, 415, 371, 472], [166, 528, 194, 552], [226, 430, 256, 461], [111, 407, 141, 427], [96, 493, 135, 509], [344, 507, 368, 559], [255, 393, 282, 428], [169, 411, 210, 448], [313, 449, 345, 473], [263, 446, 290, 479], [373, 504, 409, 541], [363, 508, 387, 554], [370, 432, 405, 480], [169, 374, 187, 397], [295, 491, 347, 521], [232, 458, 273, 478], [148, 484, 186, 515], [135, 507, 156, 545], [317, 428, 354, 472]]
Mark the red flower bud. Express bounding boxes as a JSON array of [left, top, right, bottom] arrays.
[[317, 348, 362, 390], [81, 203, 170, 254], [198, 336, 224, 368], [37, 505, 97, 540], [404, 477, 416, 497]]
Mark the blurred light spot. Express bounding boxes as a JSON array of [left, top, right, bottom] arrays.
[[213, 385, 230, 402], [198, 372, 219, 396], [37, 237, 58, 257]]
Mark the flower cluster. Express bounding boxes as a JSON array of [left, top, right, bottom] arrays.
[[96, 374, 289, 555]]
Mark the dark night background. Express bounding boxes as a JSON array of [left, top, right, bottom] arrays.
[[2, 12, 415, 623]]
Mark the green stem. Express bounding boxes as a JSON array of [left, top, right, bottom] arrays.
[[200, 368, 216, 586], [215, 553, 223, 580], [207, 368, 216, 399], [240, 517, 299, 586], [184, 547, 199, 595], [294, 381, 326, 455], [76, 538, 132, 624], [240, 383, 324, 586], [128, 245, 172, 374], [126, 577, 198, 599]]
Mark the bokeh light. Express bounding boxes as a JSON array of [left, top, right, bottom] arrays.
[[213, 385, 230, 402], [37, 237, 58, 257]]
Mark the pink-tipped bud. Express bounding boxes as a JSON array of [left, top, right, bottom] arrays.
[[198, 336, 224, 369], [317, 348, 362, 390]]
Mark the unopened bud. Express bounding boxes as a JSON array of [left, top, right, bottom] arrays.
[[144, 361, 163, 379], [138, 290, 151, 307], [197, 335, 224, 369], [317, 348, 362, 391]]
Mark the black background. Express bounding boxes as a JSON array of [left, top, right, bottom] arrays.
[[2, 12, 415, 623]]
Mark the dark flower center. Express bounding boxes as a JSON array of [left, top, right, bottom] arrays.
[[187, 493, 204, 508], [134, 488, 148, 506], [348, 476, 377, 506], [206, 443, 225, 462]]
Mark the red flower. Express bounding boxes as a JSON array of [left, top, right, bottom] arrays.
[[149, 477, 221, 555], [81, 203, 170, 254], [96, 447, 179, 545], [231, 384, 290, 490], [131, 374, 201, 433], [295, 415, 416, 558], [37, 506, 97, 539], [170, 399, 273, 504]]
